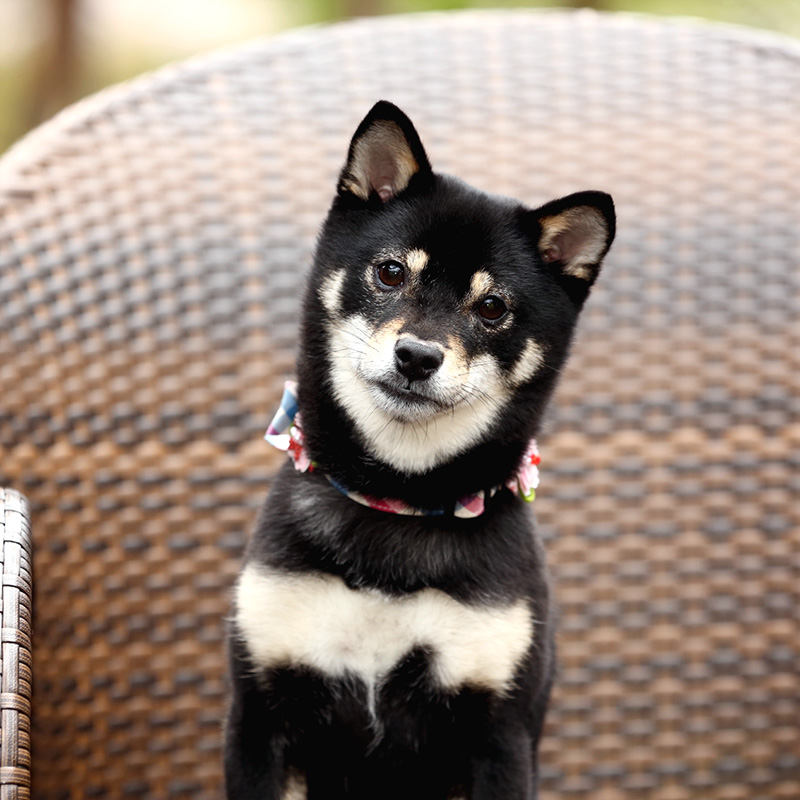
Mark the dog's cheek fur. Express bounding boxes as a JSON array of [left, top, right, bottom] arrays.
[[507, 338, 547, 387], [318, 268, 346, 316]]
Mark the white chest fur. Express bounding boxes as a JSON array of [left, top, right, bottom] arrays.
[[235, 563, 534, 696]]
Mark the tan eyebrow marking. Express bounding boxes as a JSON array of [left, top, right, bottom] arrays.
[[405, 249, 430, 276], [467, 270, 495, 305], [465, 269, 512, 315]]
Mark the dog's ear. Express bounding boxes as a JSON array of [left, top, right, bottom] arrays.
[[527, 191, 615, 297], [338, 101, 433, 203]]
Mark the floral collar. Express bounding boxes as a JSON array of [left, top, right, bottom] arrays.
[[265, 381, 540, 519]]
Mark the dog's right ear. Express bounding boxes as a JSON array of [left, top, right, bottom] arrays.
[[338, 101, 433, 204]]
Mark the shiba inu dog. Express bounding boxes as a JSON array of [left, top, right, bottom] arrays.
[[225, 101, 615, 800]]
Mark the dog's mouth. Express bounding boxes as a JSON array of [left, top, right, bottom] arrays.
[[369, 380, 450, 419]]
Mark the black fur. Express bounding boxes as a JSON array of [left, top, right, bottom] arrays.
[[225, 101, 614, 800]]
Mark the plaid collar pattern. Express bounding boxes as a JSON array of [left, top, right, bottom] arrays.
[[266, 381, 539, 519]]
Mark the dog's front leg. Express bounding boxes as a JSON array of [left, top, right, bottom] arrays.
[[224, 734, 292, 800], [469, 724, 535, 800], [224, 687, 295, 800], [224, 639, 297, 800]]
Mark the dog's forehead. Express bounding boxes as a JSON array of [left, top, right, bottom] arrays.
[[382, 236, 503, 301], [401, 189, 526, 288], [417, 219, 496, 269]]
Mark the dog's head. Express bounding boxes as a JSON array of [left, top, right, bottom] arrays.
[[302, 102, 615, 477]]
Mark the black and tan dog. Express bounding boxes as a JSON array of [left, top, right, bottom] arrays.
[[225, 101, 615, 800]]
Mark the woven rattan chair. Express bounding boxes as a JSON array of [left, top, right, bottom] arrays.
[[1, 9, 799, 799]]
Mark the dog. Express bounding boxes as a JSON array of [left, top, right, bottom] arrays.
[[225, 101, 615, 800]]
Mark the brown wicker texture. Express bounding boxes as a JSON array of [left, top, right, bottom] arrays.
[[0, 490, 32, 800], [0, 9, 798, 800]]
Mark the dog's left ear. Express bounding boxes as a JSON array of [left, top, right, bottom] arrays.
[[527, 191, 616, 291], [338, 101, 433, 203]]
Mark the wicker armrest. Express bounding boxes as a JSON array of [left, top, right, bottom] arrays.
[[0, 490, 32, 800]]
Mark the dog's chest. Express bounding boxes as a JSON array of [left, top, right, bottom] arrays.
[[235, 563, 533, 696]]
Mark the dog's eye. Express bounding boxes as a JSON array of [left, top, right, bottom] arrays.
[[477, 295, 508, 322], [376, 261, 405, 288]]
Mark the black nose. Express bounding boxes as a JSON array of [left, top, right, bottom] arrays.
[[394, 339, 444, 382]]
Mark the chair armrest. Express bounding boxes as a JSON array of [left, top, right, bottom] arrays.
[[0, 489, 32, 799]]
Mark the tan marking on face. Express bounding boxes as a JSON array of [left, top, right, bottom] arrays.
[[467, 270, 496, 306], [370, 317, 405, 353], [405, 248, 430, 276], [319, 269, 345, 316], [509, 339, 547, 386], [444, 334, 469, 376]]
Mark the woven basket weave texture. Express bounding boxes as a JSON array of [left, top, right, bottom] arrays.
[[0, 10, 798, 800]]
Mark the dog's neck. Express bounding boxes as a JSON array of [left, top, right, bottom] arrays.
[[267, 381, 541, 515]]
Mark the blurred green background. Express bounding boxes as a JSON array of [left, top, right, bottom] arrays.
[[1, 0, 799, 156]]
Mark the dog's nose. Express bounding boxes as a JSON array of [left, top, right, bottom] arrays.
[[394, 339, 444, 382]]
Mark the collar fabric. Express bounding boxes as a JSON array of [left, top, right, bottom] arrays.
[[265, 381, 539, 519]]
